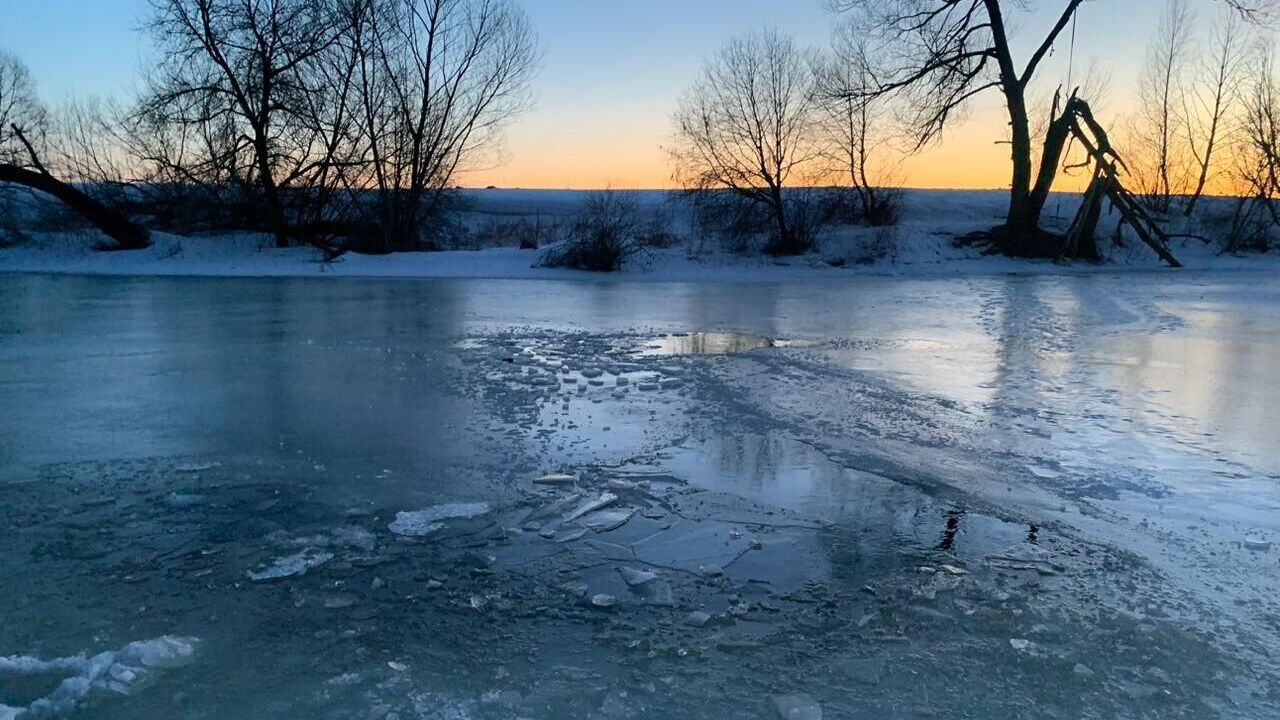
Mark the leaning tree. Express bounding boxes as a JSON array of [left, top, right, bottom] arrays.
[[831, 0, 1275, 258], [0, 49, 150, 249]]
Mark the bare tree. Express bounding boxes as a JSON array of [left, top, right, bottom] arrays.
[[670, 28, 821, 255], [1223, 0, 1280, 23], [1183, 8, 1247, 216], [814, 29, 903, 226], [0, 48, 47, 165], [1227, 45, 1280, 251], [351, 0, 538, 252], [1129, 0, 1197, 213], [142, 0, 347, 247]]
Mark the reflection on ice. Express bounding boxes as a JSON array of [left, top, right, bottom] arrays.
[[647, 434, 1033, 563], [642, 331, 777, 356]]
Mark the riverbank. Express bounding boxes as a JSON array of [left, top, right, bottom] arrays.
[[2, 189, 1277, 280]]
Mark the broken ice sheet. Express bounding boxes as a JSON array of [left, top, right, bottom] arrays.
[[525, 493, 583, 526], [0, 636, 199, 719], [632, 519, 752, 573], [247, 548, 334, 581], [389, 502, 492, 537]]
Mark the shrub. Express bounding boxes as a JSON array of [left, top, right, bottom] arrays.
[[688, 191, 773, 253], [1224, 196, 1278, 253], [471, 215, 555, 250], [634, 210, 682, 248], [829, 186, 903, 228], [537, 191, 641, 271], [863, 187, 904, 227]]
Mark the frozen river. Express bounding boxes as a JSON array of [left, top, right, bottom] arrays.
[[1, 271, 1278, 719]]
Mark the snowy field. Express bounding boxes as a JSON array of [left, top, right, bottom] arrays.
[[1, 270, 1278, 718], [2, 189, 1279, 280]]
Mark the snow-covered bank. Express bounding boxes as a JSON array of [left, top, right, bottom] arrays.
[[2, 188, 1278, 280]]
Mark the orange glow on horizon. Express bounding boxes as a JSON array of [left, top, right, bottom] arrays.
[[461, 129, 1091, 193]]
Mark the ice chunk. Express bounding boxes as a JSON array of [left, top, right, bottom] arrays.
[[329, 527, 376, 551], [772, 694, 822, 720], [125, 636, 200, 670], [165, 493, 206, 508], [1243, 536, 1272, 551], [617, 567, 658, 587], [581, 507, 636, 532], [563, 493, 618, 523], [176, 462, 220, 473], [389, 502, 492, 537], [553, 527, 589, 543], [247, 548, 334, 581], [534, 473, 577, 486], [526, 493, 582, 524], [685, 610, 712, 627]]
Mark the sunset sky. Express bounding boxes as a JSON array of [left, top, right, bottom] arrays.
[[1, 0, 1231, 190]]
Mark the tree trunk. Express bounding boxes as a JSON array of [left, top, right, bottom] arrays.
[[1004, 92, 1037, 237], [765, 186, 796, 255], [1025, 103, 1080, 225], [251, 131, 289, 249], [0, 163, 151, 250], [1185, 110, 1221, 218]]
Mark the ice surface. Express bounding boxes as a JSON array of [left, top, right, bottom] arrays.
[[2, 271, 1279, 718]]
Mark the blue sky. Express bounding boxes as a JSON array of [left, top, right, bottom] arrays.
[[2, 0, 1188, 188]]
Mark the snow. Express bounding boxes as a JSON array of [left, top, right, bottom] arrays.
[[2, 189, 1277, 281]]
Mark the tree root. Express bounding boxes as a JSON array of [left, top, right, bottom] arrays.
[[953, 224, 1083, 260]]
